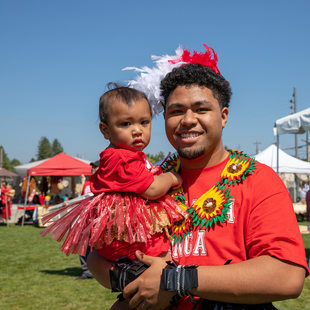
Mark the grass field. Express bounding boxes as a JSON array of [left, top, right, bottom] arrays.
[[0, 225, 309, 310]]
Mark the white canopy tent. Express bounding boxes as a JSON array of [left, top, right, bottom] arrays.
[[14, 159, 47, 176], [274, 107, 310, 135], [254, 144, 310, 174], [274, 107, 310, 174]]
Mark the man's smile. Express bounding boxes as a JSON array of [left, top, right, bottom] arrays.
[[177, 132, 203, 143]]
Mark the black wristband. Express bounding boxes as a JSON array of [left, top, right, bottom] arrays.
[[109, 256, 148, 292], [160, 265, 198, 298]]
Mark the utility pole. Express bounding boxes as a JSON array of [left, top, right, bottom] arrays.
[[254, 141, 261, 154], [307, 130, 309, 162], [302, 130, 310, 162], [289, 87, 298, 157]]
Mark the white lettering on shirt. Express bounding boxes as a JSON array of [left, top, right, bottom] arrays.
[[184, 231, 193, 256], [172, 230, 208, 259], [172, 238, 184, 258], [226, 199, 235, 223], [193, 230, 207, 256]]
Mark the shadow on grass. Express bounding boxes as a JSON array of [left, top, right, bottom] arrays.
[[40, 267, 81, 277]]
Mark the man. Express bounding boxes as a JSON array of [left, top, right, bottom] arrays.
[[87, 47, 308, 309]]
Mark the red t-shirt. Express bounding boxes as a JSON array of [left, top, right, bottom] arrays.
[[1, 187, 9, 204], [90, 148, 154, 194], [0, 186, 5, 203], [171, 153, 309, 275]]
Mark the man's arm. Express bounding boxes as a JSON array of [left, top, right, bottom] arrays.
[[123, 252, 306, 309], [193, 255, 305, 303]]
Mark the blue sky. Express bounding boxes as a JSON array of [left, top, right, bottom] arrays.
[[1, 0, 310, 164]]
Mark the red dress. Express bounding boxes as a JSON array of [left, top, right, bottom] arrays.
[[41, 148, 185, 260], [1, 187, 11, 219]]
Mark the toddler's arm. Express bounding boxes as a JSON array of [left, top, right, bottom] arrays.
[[141, 171, 182, 200]]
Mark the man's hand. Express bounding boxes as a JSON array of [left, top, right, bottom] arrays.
[[123, 251, 175, 309], [169, 171, 182, 190]]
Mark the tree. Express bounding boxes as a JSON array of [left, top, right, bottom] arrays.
[[0, 145, 21, 171], [37, 137, 52, 160], [145, 151, 165, 164], [52, 139, 64, 156]]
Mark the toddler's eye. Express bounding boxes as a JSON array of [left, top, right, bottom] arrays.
[[121, 122, 131, 127], [141, 120, 150, 125]]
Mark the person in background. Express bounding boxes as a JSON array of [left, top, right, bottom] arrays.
[[2, 183, 14, 222], [76, 162, 99, 280], [0, 181, 7, 222], [299, 182, 309, 203]]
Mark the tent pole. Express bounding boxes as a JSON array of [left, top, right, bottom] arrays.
[[71, 177, 75, 197], [5, 199, 9, 228], [22, 175, 30, 227]]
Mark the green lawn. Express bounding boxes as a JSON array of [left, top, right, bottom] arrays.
[[0, 225, 309, 309], [0, 225, 118, 310]]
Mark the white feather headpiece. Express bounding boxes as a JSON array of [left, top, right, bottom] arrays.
[[123, 44, 221, 117], [123, 47, 185, 116]]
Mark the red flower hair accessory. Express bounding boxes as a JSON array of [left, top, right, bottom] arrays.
[[169, 44, 221, 75], [123, 44, 222, 116]]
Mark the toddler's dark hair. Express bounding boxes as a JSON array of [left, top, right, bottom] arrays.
[[99, 82, 150, 123]]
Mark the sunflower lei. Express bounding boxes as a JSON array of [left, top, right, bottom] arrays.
[[161, 150, 257, 242]]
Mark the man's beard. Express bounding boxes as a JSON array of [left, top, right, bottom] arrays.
[[177, 146, 206, 159]]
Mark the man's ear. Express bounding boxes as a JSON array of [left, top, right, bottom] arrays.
[[221, 107, 229, 129], [99, 122, 110, 139]]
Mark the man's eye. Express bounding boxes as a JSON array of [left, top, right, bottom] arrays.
[[196, 108, 208, 113], [169, 109, 183, 115]]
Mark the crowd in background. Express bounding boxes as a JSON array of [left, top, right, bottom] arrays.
[[0, 175, 84, 224]]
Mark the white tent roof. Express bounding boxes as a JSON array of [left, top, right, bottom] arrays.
[[254, 144, 310, 174], [14, 159, 47, 176], [274, 107, 310, 135], [14, 156, 91, 176]]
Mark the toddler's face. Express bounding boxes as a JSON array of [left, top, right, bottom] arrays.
[[100, 98, 151, 152]]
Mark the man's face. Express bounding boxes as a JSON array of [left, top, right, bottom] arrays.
[[164, 85, 228, 168]]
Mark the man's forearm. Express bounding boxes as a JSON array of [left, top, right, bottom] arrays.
[[191, 255, 305, 304]]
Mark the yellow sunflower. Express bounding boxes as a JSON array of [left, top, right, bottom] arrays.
[[170, 217, 193, 241], [221, 157, 250, 180], [161, 153, 181, 173], [188, 185, 231, 229]]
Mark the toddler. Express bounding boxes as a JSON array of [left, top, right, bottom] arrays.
[[41, 86, 185, 263]]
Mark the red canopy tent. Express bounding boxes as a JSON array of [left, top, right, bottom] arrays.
[[21, 153, 92, 226], [28, 152, 92, 176]]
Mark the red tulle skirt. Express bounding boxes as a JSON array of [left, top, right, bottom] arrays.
[[40, 192, 186, 258]]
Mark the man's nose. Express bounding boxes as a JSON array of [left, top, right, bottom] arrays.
[[180, 110, 197, 126]]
